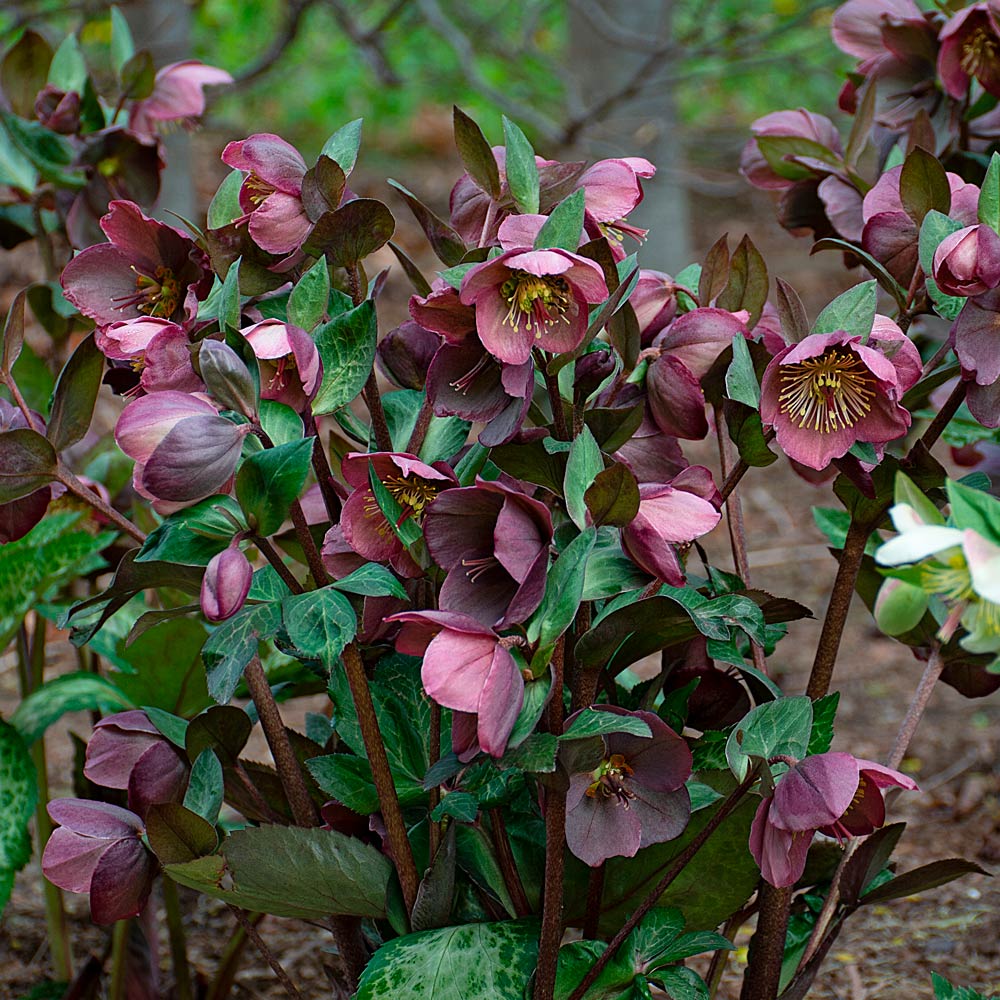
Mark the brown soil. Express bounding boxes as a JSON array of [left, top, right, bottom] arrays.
[[1, 128, 998, 1000]]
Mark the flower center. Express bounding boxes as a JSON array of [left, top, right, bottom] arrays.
[[112, 265, 182, 319], [383, 475, 438, 520], [500, 270, 572, 337], [777, 349, 876, 434], [266, 355, 297, 394], [961, 26, 998, 77], [921, 554, 974, 603], [245, 173, 276, 206], [585, 753, 636, 805]]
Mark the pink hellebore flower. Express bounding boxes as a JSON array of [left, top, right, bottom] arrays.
[[750, 752, 918, 888], [243, 319, 322, 410], [576, 157, 656, 249], [622, 467, 722, 584], [339, 452, 457, 578], [42, 799, 158, 925], [459, 248, 608, 365], [61, 200, 213, 326], [96, 317, 201, 394], [389, 610, 524, 759], [951, 287, 1000, 426], [221, 133, 311, 256], [760, 327, 918, 471], [115, 390, 250, 507], [740, 110, 843, 192], [422, 478, 552, 628], [631, 269, 678, 345], [564, 706, 692, 868], [84, 710, 188, 818], [932, 224, 1000, 298], [938, 2, 1000, 100], [129, 60, 233, 137], [831, 0, 925, 62]]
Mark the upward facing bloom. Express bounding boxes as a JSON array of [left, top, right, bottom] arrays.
[[750, 752, 917, 887], [61, 201, 212, 326], [460, 248, 608, 365], [760, 327, 918, 470]]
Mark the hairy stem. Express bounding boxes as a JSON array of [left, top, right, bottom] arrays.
[[243, 655, 318, 827], [227, 905, 305, 1000], [567, 768, 759, 1000], [887, 646, 945, 772], [406, 392, 435, 456], [57, 465, 146, 544], [364, 370, 394, 452], [161, 878, 193, 1000], [341, 641, 420, 914], [289, 498, 330, 587], [253, 536, 304, 594], [582, 864, 606, 940], [739, 884, 791, 1000], [303, 411, 342, 524], [538, 353, 570, 441], [490, 808, 532, 918], [921, 380, 966, 451]]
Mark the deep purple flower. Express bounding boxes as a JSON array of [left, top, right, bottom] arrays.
[[0, 399, 50, 543], [34, 84, 80, 133], [221, 133, 311, 256], [42, 799, 157, 925], [389, 610, 524, 759], [938, 2, 1000, 100], [339, 451, 456, 578], [129, 61, 233, 137], [759, 329, 917, 471], [61, 200, 212, 326], [749, 752, 917, 887], [932, 224, 1000, 298], [243, 319, 321, 411], [622, 469, 722, 584], [201, 543, 253, 622], [115, 390, 250, 509], [84, 710, 188, 817], [459, 248, 608, 365], [564, 706, 692, 868], [376, 321, 442, 390], [422, 479, 552, 628]]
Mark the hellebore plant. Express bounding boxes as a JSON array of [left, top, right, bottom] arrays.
[[6, 10, 1000, 999]]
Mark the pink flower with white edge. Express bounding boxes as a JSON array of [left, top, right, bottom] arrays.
[[459, 248, 608, 365], [622, 467, 722, 584], [243, 319, 321, 411], [221, 134, 311, 256], [388, 610, 524, 759], [750, 752, 917, 887], [129, 61, 232, 137], [760, 329, 916, 471]]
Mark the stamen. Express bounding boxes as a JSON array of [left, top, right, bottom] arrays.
[[777, 348, 876, 434], [244, 173, 276, 206], [461, 555, 499, 582], [111, 265, 181, 319], [500, 270, 572, 339], [449, 352, 492, 394], [921, 558, 974, 603], [961, 26, 997, 77], [382, 474, 439, 521]]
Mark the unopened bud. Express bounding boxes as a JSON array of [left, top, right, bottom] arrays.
[[874, 577, 928, 636], [201, 543, 253, 622]]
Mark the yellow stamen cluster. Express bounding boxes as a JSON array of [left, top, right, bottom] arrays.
[[500, 270, 572, 338], [921, 555, 975, 603], [120, 265, 181, 319], [778, 349, 876, 434], [961, 26, 998, 77], [244, 173, 276, 207], [383, 475, 439, 518]]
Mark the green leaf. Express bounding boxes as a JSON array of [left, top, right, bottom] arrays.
[[304, 198, 394, 266], [453, 106, 501, 198], [183, 749, 224, 824], [535, 189, 585, 252], [321, 118, 363, 174], [727, 406, 777, 468], [500, 732, 558, 773], [918, 211, 965, 276], [947, 478, 1000, 546], [653, 966, 711, 1000], [281, 586, 357, 666], [1, 31, 53, 119], [564, 426, 603, 530], [137, 495, 244, 566], [562, 708, 651, 742], [307, 754, 379, 813], [860, 858, 989, 904], [46, 332, 103, 450], [202, 602, 283, 704], [754, 135, 841, 182], [932, 972, 998, 1000], [528, 526, 595, 656], [726, 333, 760, 408], [554, 939, 634, 1000], [47, 35, 87, 93], [236, 437, 313, 537], [12, 673, 132, 745], [355, 921, 539, 1000], [109, 6, 136, 74], [437, 262, 478, 291], [288, 257, 330, 332], [312, 300, 377, 415], [144, 707, 188, 747], [146, 802, 218, 865], [978, 152, 1000, 233], [725, 696, 813, 781], [899, 146, 951, 225], [167, 823, 391, 919], [716, 235, 768, 327], [219, 256, 242, 332], [812, 280, 877, 339], [0, 719, 36, 916], [1, 113, 83, 188], [207, 169, 245, 229], [807, 692, 839, 755], [331, 564, 408, 600], [584, 462, 640, 529], [502, 117, 540, 215], [258, 400, 303, 447], [430, 791, 480, 823]]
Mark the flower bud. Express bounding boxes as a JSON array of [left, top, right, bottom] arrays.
[[198, 339, 258, 419], [573, 348, 616, 400], [34, 84, 80, 134], [932, 224, 1000, 298], [376, 321, 441, 390], [201, 543, 253, 622], [630, 270, 677, 343], [873, 577, 928, 636]]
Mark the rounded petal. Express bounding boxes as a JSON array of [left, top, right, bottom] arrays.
[[142, 415, 247, 502], [420, 629, 505, 713], [115, 390, 217, 463], [88, 837, 156, 925], [770, 752, 860, 831], [566, 777, 643, 868], [965, 529, 1000, 604], [749, 797, 814, 888]]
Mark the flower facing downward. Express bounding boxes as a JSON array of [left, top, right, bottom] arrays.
[[750, 752, 917, 887], [760, 329, 916, 470], [460, 248, 608, 365], [243, 319, 322, 411], [564, 706, 692, 867], [129, 61, 233, 137]]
